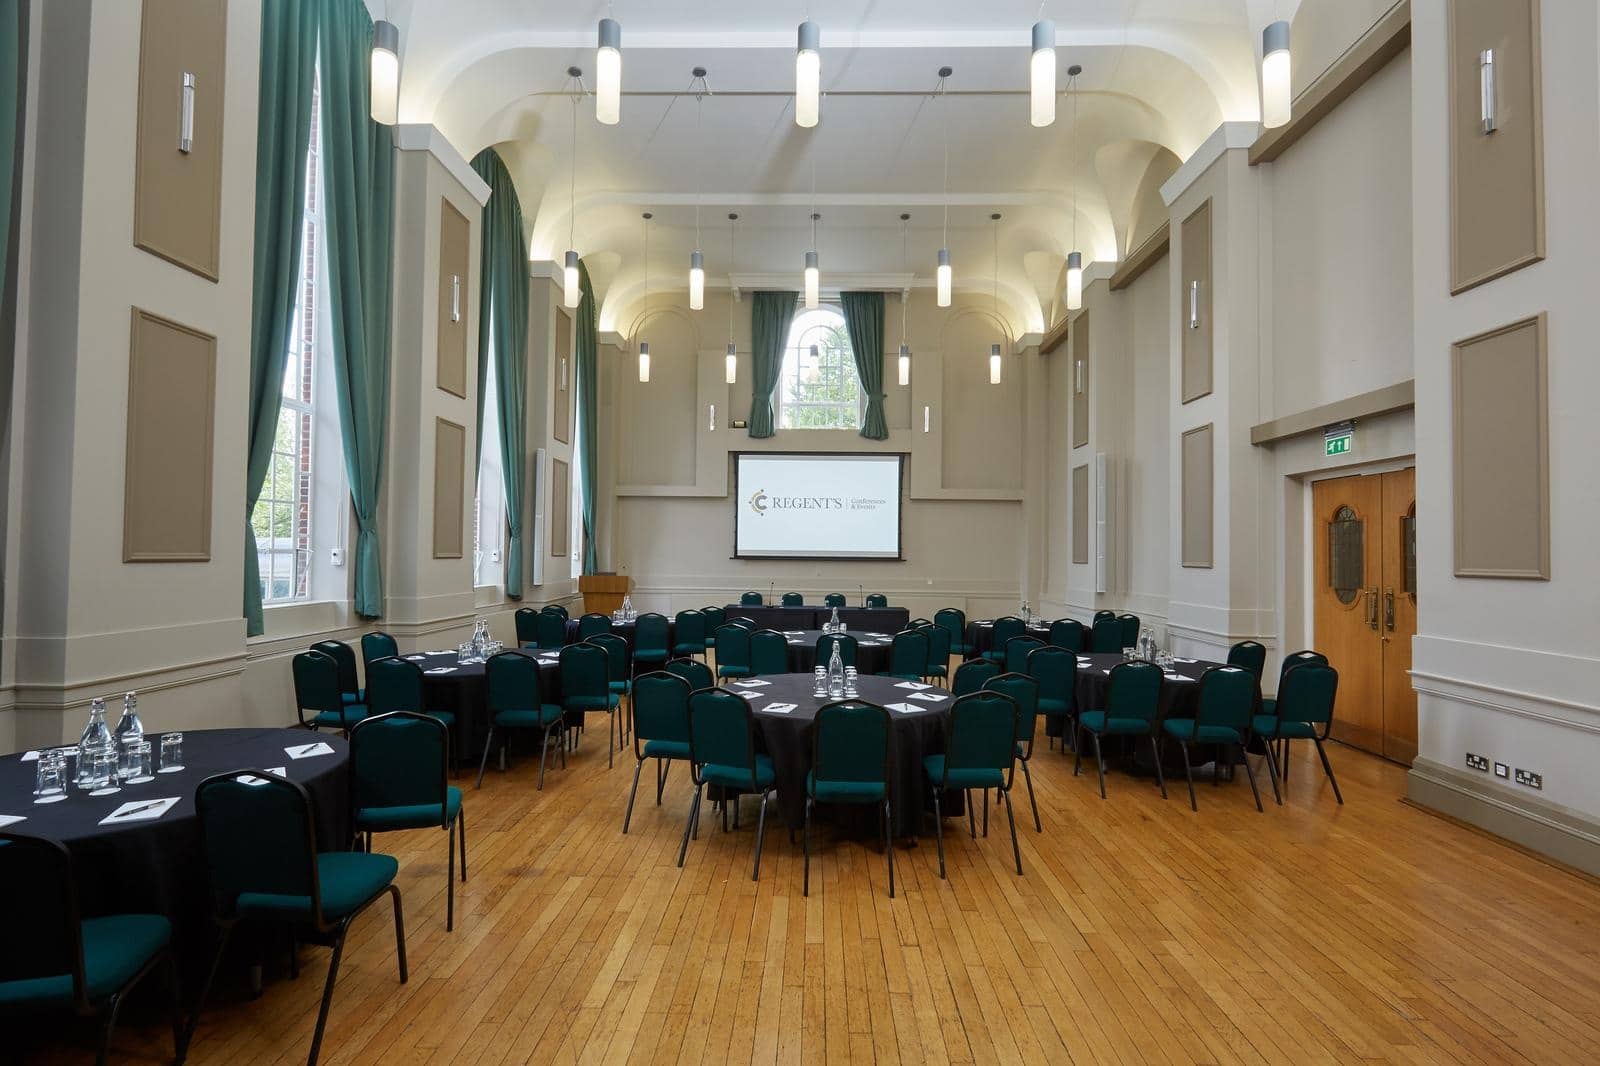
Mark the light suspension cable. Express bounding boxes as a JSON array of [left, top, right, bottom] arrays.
[[1065, 65, 1084, 312], [564, 69, 583, 309], [898, 213, 911, 386], [688, 70, 708, 311], [596, 3, 621, 125], [638, 212, 651, 382], [990, 213, 1003, 385], [804, 149, 820, 309], [936, 67, 953, 307], [726, 213, 739, 383]]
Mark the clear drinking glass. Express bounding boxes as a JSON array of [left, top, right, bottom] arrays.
[[124, 739, 153, 783], [159, 732, 184, 773], [34, 750, 66, 799], [88, 749, 120, 794]]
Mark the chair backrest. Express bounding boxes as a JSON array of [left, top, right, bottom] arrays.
[[361, 631, 398, 668], [942, 691, 1018, 784], [634, 612, 671, 652], [1093, 609, 1116, 622], [1048, 618, 1085, 652], [952, 658, 999, 697], [535, 610, 568, 650], [990, 616, 1024, 649], [665, 657, 715, 690], [1004, 635, 1045, 674], [823, 593, 847, 607], [486, 650, 546, 715], [1275, 650, 1329, 693], [310, 639, 360, 698], [514, 606, 540, 645], [701, 606, 726, 632], [1117, 614, 1141, 647], [632, 672, 692, 747], [541, 604, 569, 621], [1226, 640, 1267, 680], [984, 672, 1040, 750], [782, 592, 805, 606], [558, 642, 611, 706], [577, 613, 612, 639], [922, 623, 951, 670], [1276, 662, 1339, 727], [688, 688, 760, 788], [1089, 617, 1124, 654], [865, 594, 888, 608], [586, 633, 632, 683], [1105, 660, 1163, 722], [292, 651, 348, 729], [713, 625, 751, 668], [740, 592, 764, 605], [365, 656, 425, 716], [0, 832, 88, 1005], [1026, 646, 1076, 712], [890, 629, 929, 677], [195, 771, 322, 924], [816, 632, 858, 669], [906, 617, 933, 630], [933, 607, 966, 644], [748, 629, 791, 675], [674, 609, 707, 646], [813, 701, 891, 787], [726, 617, 756, 630], [349, 711, 450, 822], [1194, 666, 1257, 735]]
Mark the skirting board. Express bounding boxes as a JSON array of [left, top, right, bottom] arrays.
[[1408, 757, 1600, 878]]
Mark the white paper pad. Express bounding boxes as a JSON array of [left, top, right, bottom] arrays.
[[1164, 674, 1196, 682], [734, 690, 762, 701], [0, 814, 25, 828], [425, 667, 457, 675], [783, 631, 806, 636], [405, 655, 427, 661], [99, 797, 180, 825], [285, 741, 335, 760], [761, 703, 797, 715], [886, 702, 928, 714], [20, 751, 38, 762], [1172, 658, 1198, 664], [909, 691, 949, 703], [895, 681, 933, 691], [731, 679, 771, 688], [238, 767, 288, 786]]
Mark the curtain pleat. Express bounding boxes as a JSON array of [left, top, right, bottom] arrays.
[[748, 291, 798, 439], [841, 291, 888, 440], [576, 260, 599, 574]]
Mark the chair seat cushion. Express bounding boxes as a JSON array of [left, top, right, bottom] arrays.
[[1078, 711, 1150, 735], [921, 754, 1004, 790], [1252, 715, 1316, 739], [609, 681, 631, 694], [807, 772, 886, 803], [635, 648, 669, 662], [928, 664, 948, 677], [981, 651, 1006, 664], [342, 691, 365, 706], [1162, 719, 1243, 744], [672, 643, 704, 656], [494, 705, 564, 728], [949, 642, 972, 656], [425, 709, 456, 727], [1038, 697, 1070, 717], [566, 693, 620, 712], [0, 914, 171, 1007], [701, 754, 775, 791], [717, 665, 751, 679], [311, 707, 365, 729], [356, 786, 463, 833], [236, 852, 398, 922], [643, 739, 691, 760]]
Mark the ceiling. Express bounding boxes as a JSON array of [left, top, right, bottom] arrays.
[[374, 1, 1300, 333]]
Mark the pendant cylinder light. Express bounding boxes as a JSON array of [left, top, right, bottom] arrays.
[[725, 212, 739, 384], [937, 248, 952, 307], [726, 342, 738, 384], [639, 212, 651, 382], [804, 250, 820, 309], [689, 250, 705, 311], [935, 67, 953, 307], [596, 18, 622, 125], [989, 343, 1002, 385], [898, 343, 911, 387], [638, 342, 651, 382], [370, 20, 400, 125], [564, 250, 581, 309], [1065, 250, 1083, 311], [1261, 20, 1291, 129], [795, 20, 821, 127], [1030, 20, 1055, 128]]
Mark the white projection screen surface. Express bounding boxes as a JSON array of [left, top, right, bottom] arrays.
[[734, 453, 905, 560]]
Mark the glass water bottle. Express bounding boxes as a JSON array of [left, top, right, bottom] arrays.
[[77, 697, 114, 788]]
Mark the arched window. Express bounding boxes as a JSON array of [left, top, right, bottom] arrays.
[[778, 306, 861, 430]]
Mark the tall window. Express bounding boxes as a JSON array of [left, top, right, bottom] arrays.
[[778, 306, 861, 430], [474, 317, 505, 588]]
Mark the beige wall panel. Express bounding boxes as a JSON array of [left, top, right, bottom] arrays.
[[1291, 0, 1404, 97], [1449, 0, 1545, 293], [617, 311, 697, 487], [553, 307, 572, 444], [1071, 463, 1089, 565], [1071, 311, 1090, 449], [1180, 424, 1213, 568], [940, 312, 1022, 490], [1180, 200, 1213, 403], [549, 458, 570, 558], [432, 417, 465, 559], [436, 199, 470, 398], [132, 0, 228, 280], [1452, 314, 1548, 578], [123, 309, 217, 561]]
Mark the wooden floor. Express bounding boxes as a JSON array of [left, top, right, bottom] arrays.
[[41, 706, 1600, 1065]]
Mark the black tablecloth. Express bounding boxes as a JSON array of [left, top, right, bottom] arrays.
[[965, 619, 1059, 658], [727, 605, 911, 632], [562, 617, 678, 650], [775, 629, 897, 675], [724, 673, 954, 836], [411, 649, 564, 761], [0, 728, 349, 960], [1062, 653, 1247, 771]]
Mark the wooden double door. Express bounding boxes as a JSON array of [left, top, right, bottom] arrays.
[[1311, 469, 1417, 764]]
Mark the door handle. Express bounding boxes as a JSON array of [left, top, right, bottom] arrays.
[[1365, 588, 1379, 630], [1384, 587, 1395, 632]]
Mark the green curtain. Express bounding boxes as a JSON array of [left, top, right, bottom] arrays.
[[841, 291, 888, 440], [0, 0, 20, 310], [576, 260, 599, 574], [470, 148, 529, 599], [318, 0, 394, 620], [243, 0, 318, 636], [748, 291, 797, 439]]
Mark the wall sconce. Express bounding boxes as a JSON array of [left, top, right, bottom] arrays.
[[178, 72, 197, 153], [708, 403, 717, 432]]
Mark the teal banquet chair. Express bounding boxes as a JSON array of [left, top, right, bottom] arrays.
[[514, 606, 540, 648], [1093, 609, 1117, 623], [587, 632, 635, 730], [983, 672, 1042, 832], [1226, 639, 1267, 680], [1161, 665, 1265, 812], [673, 609, 708, 659], [1253, 661, 1342, 804], [679, 688, 777, 880], [923, 690, 1024, 877], [534, 609, 568, 651], [816, 632, 858, 670], [823, 593, 847, 608], [1048, 618, 1085, 652], [713, 624, 753, 681], [190, 772, 406, 1066], [983, 617, 1024, 665], [561, 641, 622, 766], [665, 657, 715, 690], [632, 612, 672, 671], [865, 594, 889, 608], [1089, 616, 1124, 654], [740, 591, 764, 606], [477, 651, 568, 790], [349, 711, 467, 930], [952, 658, 999, 697], [805, 700, 895, 898], [293, 651, 364, 735], [1027, 645, 1078, 753], [1075, 660, 1165, 800], [922, 624, 952, 684], [781, 592, 805, 606], [577, 613, 612, 639], [934, 607, 971, 658], [0, 832, 186, 1066], [542, 603, 570, 621], [365, 656, 455, 731], [360, 631, 398, 670], [748, 629, 791, 675], [700, 606, 726, 648], [887, 628, 930, 682], [1003, 635, 1045, 675], [310, 639, 363, 707], [1117, 613, 1141, 647], [624, 672, 694, 832]]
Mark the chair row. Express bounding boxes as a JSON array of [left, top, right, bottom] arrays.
[[738, 592, 890, 607]]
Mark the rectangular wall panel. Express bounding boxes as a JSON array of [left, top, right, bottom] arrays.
[[124, 309, 216, 561], [1180, 423, 1214, 568], [549, 458, 570, 559], [133, 0, 228, 280], [553, 308, 572, 444], [432, 418, 465, 559], [1071, 464, 1089, 565], [1071, 312, 1090, 449], [1449, 0, 1544, 293], [1452, 314, 1548, 577], [1180, 200, 1213, 403], [436, 200, 470, 398]]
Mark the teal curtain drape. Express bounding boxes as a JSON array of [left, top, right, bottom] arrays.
[[841, 291, 888, 440], [318, 0, 394, 620], [576, 260, 599, 574], [0, 0, 20, 310], [243, 0, 318, 636], [470, 148, 529, 599], [748, 291, 797, 439]]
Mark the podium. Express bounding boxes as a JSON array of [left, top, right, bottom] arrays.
[[579, 573, 631, 616]]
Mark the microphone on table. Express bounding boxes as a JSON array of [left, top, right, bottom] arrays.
[[769, 579, 775, 605], [859, 584, 865, 608]]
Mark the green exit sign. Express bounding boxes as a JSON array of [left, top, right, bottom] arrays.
[[1324, 422, 1354, 456]]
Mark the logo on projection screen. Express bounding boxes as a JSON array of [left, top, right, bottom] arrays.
[[748, 489, 886, 517]]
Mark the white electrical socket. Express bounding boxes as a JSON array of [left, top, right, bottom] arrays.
[[330, 548, 344, 567]]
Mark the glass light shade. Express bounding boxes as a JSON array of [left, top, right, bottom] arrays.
[[688, 250, 704, 311], [596, 19, 621, 125], [936, 249, 951, 307], [637, 341, 650, 383], [1030, 21, 1055, 128], [1065, 250, 1083, 311], [804, 250, 819, 309], [989, 344, 1002, 385], [897, 343, 911, 387], [370, 21, 400, 125], [795, 21, 821, 128], [725, 342, 738, 384], [563, 250, 581, 309], [1261, 21, 1291, 129]]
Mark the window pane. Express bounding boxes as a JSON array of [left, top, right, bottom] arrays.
[[778, 308, 861, 430]]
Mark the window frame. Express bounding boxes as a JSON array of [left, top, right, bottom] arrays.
[[775, 304, 864, 432]]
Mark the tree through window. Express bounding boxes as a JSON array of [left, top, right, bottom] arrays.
[[778, 306, 861, 430]]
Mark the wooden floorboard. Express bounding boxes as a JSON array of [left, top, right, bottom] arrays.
[[31, 698, 1600, 1066]]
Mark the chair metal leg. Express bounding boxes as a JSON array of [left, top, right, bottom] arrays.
[[1073, 725, 1084, 777], [656, 759, 670, 804], [1019, 759, 1042, 832], [623, 757, 644, 833], [389, 884, 408, 982], [607, 711, 616, 769], [1150, 735, 1168, 799], [97, 990, 125, 1066], [1239, 743, 1264, 812], [931, 788, 947, 879], [166, 951, 189, 1063], [185, 922, 234, 1049], [982, 786, 989, 838], [883, 800, 895, 899], [1281, 739, 1290, 783], [537, 723, 553, 791], [1313, 738, 1344, 804], [802, 796, 813, 896], [1180, 741, 1197, 812], [1091, 732, 1107, 799], [475, 725, 495, 789], [1001, 789, 1023, 876], [306, 922, 349, 1066], [458, 808, 468, 881], [751, 790, 770, 881], [1261, 736, 1284, 806], [446, 821, 456, 932], [677, 784, 701, 867], [966, 790, 976, 838]]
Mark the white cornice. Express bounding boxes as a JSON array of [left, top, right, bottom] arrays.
[[1160, 120, 1258, 206], [528, 259, 561, 281], [394, 124, 491, 205], [728, 272, 916, 301], [598, 331, 626, 348]]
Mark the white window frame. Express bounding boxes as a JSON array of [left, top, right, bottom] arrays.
[[475, 321, 506, 590], [776, 304, 864, 431]]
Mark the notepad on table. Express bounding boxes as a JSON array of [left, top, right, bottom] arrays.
[[99, 797, 180, 825], [285, 741, 335, 760], [909, 691, 949, 703], [0, 814, 25, 828], [762, 703, 797, 715], [425, 667, 457, 675], [895, 681, 933, 691], [885, 702, 926, 714], [731, 679, 771, 688], [238, 767, 288, 786]]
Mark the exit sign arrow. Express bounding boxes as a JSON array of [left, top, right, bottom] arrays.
[[1324, 421, 1354, 457]]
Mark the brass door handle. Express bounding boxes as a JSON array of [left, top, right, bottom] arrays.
[[1366, 588, 1380, 630], [1384, 587, 1395, 631]]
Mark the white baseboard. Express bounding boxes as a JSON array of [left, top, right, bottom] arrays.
[[1408, 757, 1600, 879]]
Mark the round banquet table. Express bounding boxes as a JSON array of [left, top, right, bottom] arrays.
[[0, 727, 349, 958], [773, 629, 897, 675], [1060, 652, 1253, 770], [408, 648, 565, 763], [723, 673, 960, 837], [965, 618, 1059, 659]]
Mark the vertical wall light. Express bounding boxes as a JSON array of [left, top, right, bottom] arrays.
[[795, 19, 821, 127], [935, 67, 953, 307], [370, 19, 400, 125], [688, 70, 708, 310], [1261, 20, 1291, 129], [898, 213, 912, 387], [1065, 64, 1084, 311], [596, 13, 622, 126], [726, 213, 739, 383], [563, 73, 582, 309], [1030, 19, 1055, 128], [638, 212, 651, 382]]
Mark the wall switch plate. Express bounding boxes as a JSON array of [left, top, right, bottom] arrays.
[[1466, 753, 1489, 772], [330, 548, 344, 567], [1514, 768, 1543, 790], [1494, 762, 1509, 779]]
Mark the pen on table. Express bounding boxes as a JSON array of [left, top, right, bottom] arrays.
[[118, 799, 170, 817]]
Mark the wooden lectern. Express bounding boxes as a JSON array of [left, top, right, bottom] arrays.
[[579, 573, 631, 616]]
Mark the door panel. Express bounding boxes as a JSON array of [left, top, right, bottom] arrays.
[[1312, 475, 1384, 753], [1380, 469, 1418, 763]]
